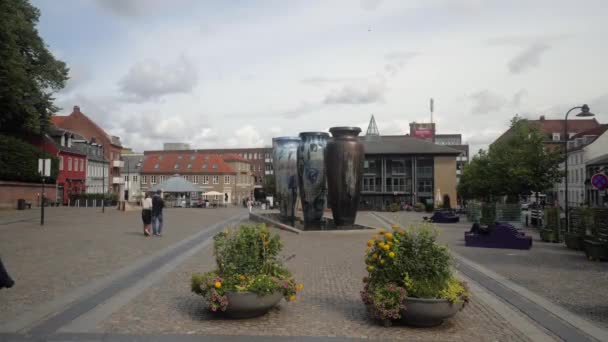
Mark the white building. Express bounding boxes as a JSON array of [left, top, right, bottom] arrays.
[[556, 125, 608, 207], [73, 140, 109, 194], [120, 153, 143, 202]]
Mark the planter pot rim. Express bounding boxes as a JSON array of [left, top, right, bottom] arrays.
[[329, 126, 362, 136], [405, 297, 452, 303], [299, 132, 330, 137], [273, 136, 301, 142]]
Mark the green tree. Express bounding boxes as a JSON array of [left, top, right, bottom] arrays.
[[458, 116, 562, 202], [0, 0, 69, 136]]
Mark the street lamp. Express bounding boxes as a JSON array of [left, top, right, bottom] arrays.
[[564, 104, 595, 232]]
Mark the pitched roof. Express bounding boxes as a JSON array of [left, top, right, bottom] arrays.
[[150, 175, 201, 193], [55, 106, 122, 147], [361, 135, 462, 155], [571, 124, 608, 140], [531, 118, 600, 134], [141, 153, 236, 174], [222, 153, 250, 163], [51, 116, 66, 125]]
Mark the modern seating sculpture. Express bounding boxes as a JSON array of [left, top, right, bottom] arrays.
[[465, 222, 532, 250], [430, 210, 460, 223]]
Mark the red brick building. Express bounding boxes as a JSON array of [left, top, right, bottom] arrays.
[[32, 127, 87, 204], [52, 106, 124, 194]]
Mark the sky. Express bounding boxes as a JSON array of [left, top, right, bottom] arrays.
[[32, 0, 608, 154]]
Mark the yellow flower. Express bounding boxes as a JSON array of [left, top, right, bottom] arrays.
[[391, 224, 400, 230], [380, 259, 385, 265], [367, 265, 374, 272], [372, 253, 378, 259], [214, 281, 222, 289], [387, 242, 392, 248], [367, 240, 374, 247], [389, 252, 395, 258], [398, 230, 405, 235], [382, 244, 390, 251], [238, 275, 246, 281], [372, 235, 378, 239], [297, 283, 304, 291], [379, 229, 386, 235], [289, 295, 296, 301], [385, 233, 393, 240], [378, 242, 385, 248]]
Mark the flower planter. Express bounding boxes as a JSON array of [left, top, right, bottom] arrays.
[[401, 297, 464, 327], [583, 240, 608, 261], [223, 291, 283, 318], [540, 229, 559, 243], [564, 233, 584, 251]]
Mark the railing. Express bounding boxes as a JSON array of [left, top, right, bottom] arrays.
[[112, 177, 125, 184], [112, 160, 125, 168]]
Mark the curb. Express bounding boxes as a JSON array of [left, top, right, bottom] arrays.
[[249, 212, 301, 234]]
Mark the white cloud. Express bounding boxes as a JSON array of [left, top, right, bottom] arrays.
[[323, 81, 386, 105], [469, 90, 508, 115], [227, 126, 265, 148], [119, 56, 198, 102]]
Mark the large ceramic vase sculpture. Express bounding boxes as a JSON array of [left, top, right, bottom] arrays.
[[297, 132, 330, 228], [326, 127, 364, 226], [272, 137, 301, 220]]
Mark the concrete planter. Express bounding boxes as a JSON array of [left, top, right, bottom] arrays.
[[224, 291, 283, 318], [401, 297, 464, 327], [583, 240, 608, 261], [564, 233, 584, 251]]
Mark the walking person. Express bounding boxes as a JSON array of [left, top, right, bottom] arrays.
[[141, 193, 153, 236], [0, 257, 15, 289], [152, 189, 165, 237], [247, 198, 253, 213]]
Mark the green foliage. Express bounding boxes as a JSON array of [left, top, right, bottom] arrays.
[[388, 203, 400, 212], [0, 0, 69, 136], [362, 223, 470, 324], [191, 223, 301, 311], [68, 193, 118, 203], [414, 202, 425, 211], [480, 203, 496, 226], [0, 134, 58, 183], [458, 116, 563, 200]]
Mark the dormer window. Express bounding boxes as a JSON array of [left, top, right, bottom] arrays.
[[154, 163, 160, 169], [202, 163, 208, 169], [178, 156, 183, 159], [187, 163, 192, 169], [190, 155, 195, 160], [212, 164, 218, 169], [174, 163, 180, 169], [552, 133, 560, 141], [60, 134, 66, 147]]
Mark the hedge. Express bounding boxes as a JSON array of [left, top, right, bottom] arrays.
[[68, 193, 118, 202], [0, 134, 58, 183]]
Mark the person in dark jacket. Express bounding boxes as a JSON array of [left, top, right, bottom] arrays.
[[0, 257, 15, 289], [152, 189, 165, 237]]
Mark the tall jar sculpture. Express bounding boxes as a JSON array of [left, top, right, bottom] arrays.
[[297, 132, 330, 228], [326, 127, 364, 226], [272, 137, 301, 219]]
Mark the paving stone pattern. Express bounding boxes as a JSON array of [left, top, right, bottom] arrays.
[[100, 217, 531, 341], [381, 211, 608, 330], [0, 207, 244, 323]]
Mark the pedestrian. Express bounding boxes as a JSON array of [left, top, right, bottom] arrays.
[[0, 257, 15, 289], [142, 193, 153, 236], [152, 189, 165, 237], [247, 198, 253, 213]]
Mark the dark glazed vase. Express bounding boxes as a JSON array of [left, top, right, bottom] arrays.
[[326, 127, 364, 226], [297, 132, 330, 229], [272, 137, 300, 219]]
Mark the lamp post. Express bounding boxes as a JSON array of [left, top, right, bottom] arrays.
[[102, 144, 105, 213], [564, 104, 594, 232]]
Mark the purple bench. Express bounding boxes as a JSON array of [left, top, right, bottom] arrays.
[[430, 210, 460, 223], [465, 223, 532, 250]]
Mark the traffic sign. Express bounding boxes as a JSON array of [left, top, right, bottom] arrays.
[[591, 173, 608, 191]]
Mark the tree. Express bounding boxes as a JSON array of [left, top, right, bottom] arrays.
[[458, 116, 562, 202], [0, 0, 69, 136]]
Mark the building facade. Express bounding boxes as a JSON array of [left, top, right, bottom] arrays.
[[120, 153, 144, 202], [140, 151, 254, 205], [359, 135, 461, 210], [72, 140, 108, 195], [52, 105, 124, 194]]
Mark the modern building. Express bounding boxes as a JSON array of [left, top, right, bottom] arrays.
[[554, 125, 608, 207], [33, 127, 88, 204], [140, 151, 254, 205], [120, 153, 144, 202], [493, 115, 601, 152], [163, 143, 191, 150], [52, 105, 125, 194], [434, 134, 469, 182], [359, 135, 461, 210]]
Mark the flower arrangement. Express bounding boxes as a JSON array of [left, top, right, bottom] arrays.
[[361, 223, 469, 326], [191, 223, 302, 312]]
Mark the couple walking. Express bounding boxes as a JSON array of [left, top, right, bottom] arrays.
[[141, 190, 165, 237]]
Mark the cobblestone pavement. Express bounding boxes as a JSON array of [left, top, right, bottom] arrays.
[[379, 211, 608, 329], [0, 207, 245, 323], [100, 216, 531, 341]]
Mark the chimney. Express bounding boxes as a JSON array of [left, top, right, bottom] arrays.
[[73, 105, 80, 113], [539, 115, 545, 121]]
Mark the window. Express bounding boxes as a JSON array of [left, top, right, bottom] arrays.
[[124, 175, 129, 182], [417, 180, 433, 193], [203, 176, 209, 184], [174, 163, 180, 169], [212, 164, 218, 169], [202, 163, 208, 169], [80, 159, 84, 172], [187, 163, 192, 169], [213, 176, 219, 184], [133, 175, 138, 182], [110, 152, 114, 160], [190, 155, 196, 160], [224, 175, 230, 184], [193, 175, 199, 184], [183, 175, 188, 181], [142, 176, 147, 184], [59, 156, 64, 170], [160, 175, 166, 182], [154, 163, 160, 169], [151, 176, 156, 184], [68, 157, 72, 171]]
